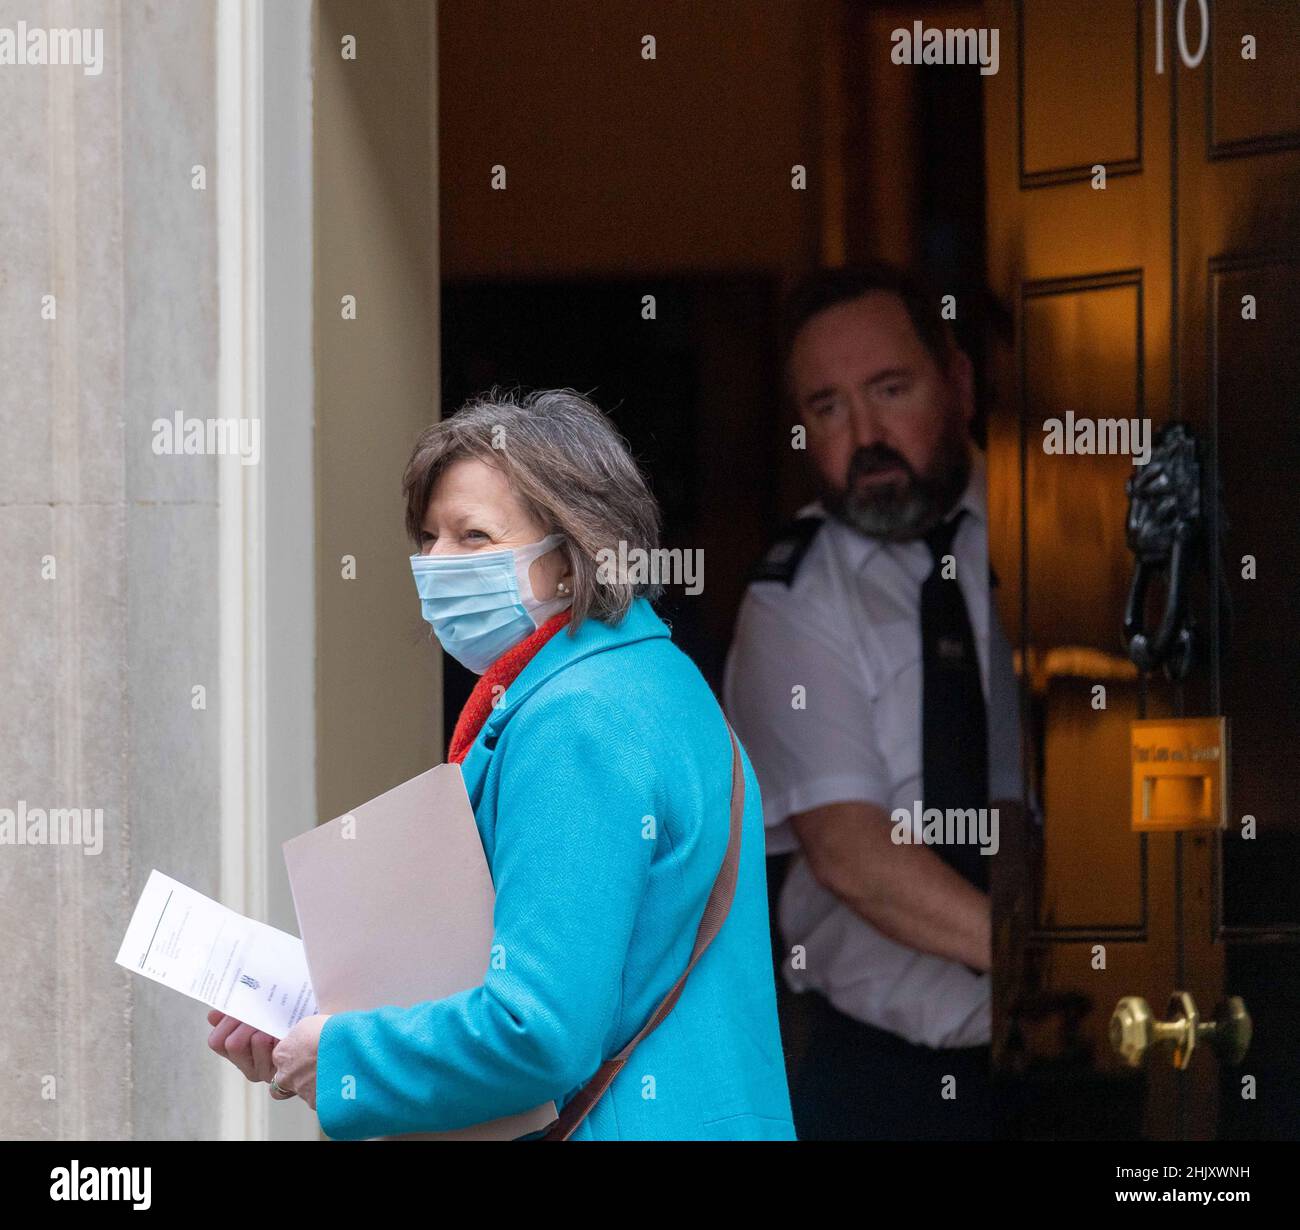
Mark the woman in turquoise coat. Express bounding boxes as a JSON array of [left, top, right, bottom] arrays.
[[210, 388, 795, 1141]]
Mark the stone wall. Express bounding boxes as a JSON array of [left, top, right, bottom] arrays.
[[0, 0, 222, 1139]]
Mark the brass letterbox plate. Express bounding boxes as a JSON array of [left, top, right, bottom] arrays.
[[1130, 717, 1228, 833]]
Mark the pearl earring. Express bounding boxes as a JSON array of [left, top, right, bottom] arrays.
[[556, 581, 569, 595]]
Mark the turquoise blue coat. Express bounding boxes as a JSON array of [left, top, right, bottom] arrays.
[[316, 598, 796, 1140]]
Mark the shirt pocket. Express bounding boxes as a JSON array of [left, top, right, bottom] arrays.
[[867, 624, 924, 799]]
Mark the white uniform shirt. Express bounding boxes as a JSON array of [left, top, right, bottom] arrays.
[[723, 450, 1020, 1049]]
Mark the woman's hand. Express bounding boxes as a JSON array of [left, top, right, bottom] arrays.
[[206, 1009, 287, 1093], [270, 1014, 330, 1110], [205, 1009, 330, 1108]]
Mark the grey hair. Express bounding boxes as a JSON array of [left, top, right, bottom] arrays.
[[402, 387, 663, 629]]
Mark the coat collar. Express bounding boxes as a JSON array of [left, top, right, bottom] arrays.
[[458, 597, 672, 797]]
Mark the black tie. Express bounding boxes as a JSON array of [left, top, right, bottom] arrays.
[[920, 511, 989, 892]]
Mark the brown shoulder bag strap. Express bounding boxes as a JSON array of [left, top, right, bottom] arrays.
[[541, 721, 746, 1140]]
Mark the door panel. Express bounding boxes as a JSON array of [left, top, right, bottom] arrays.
[[987, 0, 1174, 1139], [985, 0, 1299, 1139], [1018, 0, 1143, 185], [1179, 0, 1300, 1140]]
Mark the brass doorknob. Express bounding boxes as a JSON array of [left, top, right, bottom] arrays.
[[1212, 996, 1253, 1065], [1110, 992, 1251, 1069]]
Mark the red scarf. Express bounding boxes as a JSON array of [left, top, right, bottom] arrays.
[[447, 610, 573, 764]]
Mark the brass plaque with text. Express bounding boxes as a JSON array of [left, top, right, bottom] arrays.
[[1130, 717, 1228, 833]]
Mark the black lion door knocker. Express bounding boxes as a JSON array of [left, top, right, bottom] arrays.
[[1122, 422, 1202, 680]]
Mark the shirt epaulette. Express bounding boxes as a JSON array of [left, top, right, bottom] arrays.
[[748, 515, 825, 586]]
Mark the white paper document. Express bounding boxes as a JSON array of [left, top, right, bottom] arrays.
[[115, 869, 318, 1039]]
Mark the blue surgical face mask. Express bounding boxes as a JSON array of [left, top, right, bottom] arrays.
[[410, 533, 571, 674]]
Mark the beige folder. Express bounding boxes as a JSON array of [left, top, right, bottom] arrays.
[[282, 763, 557, 1141]]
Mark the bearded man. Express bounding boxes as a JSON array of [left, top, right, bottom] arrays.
[[724, 263, 1022, 1141]]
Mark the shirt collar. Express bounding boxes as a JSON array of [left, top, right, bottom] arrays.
[[957, 446, 988, 526]]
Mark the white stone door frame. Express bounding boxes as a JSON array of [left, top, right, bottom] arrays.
[[216, 0, 318, 1141]]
